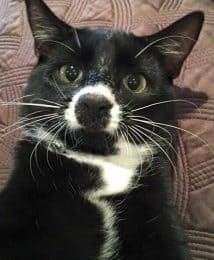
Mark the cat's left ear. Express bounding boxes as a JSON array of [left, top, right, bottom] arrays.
[[142, 11, 204, 78], [25, 0, 72, 56]]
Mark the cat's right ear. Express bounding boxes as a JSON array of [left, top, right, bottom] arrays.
[[139, 11, 204, 78], [25, 0, 70, 57]]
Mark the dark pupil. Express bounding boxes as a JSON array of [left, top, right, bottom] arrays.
[[127, 75, 140, 90], [65, 66, 79, 81]]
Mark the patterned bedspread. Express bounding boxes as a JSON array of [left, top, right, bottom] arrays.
[[0, 0, 213, 258]]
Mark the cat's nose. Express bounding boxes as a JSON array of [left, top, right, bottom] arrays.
[[75, 94, 113, 130], [78, 94, 113, 112]]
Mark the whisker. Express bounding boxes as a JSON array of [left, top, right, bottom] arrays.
[[122, 100, 133, 110], [133, 123, 178, 158], [134, 35, 195, 58], [51, 76, 68, 100], [131, 125, 177, 174], [46, 120, 66, 171], [73, 28, 81, 49], [0, 102, 60, 109], [0, 110, 45, 133], [126, 126, 144, 170], [119, 122, 131, 155], [64, 124, 69, 148], [36, 38, 75, 53], [118, 128, 129, 155], [29, 116, 63, 184], [31, 98, 63, 107], [7, 94, 34, 102], [114, 128, 119, 145], [131, 99, 200, 113], [127, 115, 173, 142], [114, 126, 144, 205], [0, 114, 58, 139], [130, 118, 214, 155], [126, 125, 154, 170], [30, 117, 64, 181]]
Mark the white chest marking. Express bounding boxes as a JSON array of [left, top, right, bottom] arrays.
[[63, 139, 153, 197], [87, 196, 119, 260], [24, 128, 153, 196]]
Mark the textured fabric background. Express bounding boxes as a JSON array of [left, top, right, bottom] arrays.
[[0, 0, 214, 259]]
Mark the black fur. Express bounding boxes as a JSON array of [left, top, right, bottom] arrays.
[[0, 0, 204, 259]]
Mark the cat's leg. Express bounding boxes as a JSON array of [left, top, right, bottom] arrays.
[[0, 191, 35, 259], [0, 141, 103, 259]]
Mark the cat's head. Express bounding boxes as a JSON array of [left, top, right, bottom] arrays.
[[22, 0, 204, 155]]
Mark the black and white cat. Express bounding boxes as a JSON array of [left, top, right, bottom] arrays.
[[0, 0, 204, 259]]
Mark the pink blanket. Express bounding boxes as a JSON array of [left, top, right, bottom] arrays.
[[0, 0, 213, 258]]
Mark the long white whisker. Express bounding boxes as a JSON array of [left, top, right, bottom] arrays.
[[64, 124, 69, 148], [0, 114, 58, 139], [126, 126, 144, 169], [127, 125, 154, 170], [119, 122, 131, 155], [0, 102, 60, 109], [34, 118, 62, 170], [0, 110, 45, 133], [30, 117, 64, 180], [127, 115, 173, 142], [115, 126, 144, 205], [31, 98, 63, 107], [135, 35, 195, 58], [131, 99, 200, 113], [131, 125, 177, 174], [134, 123, 178, 158], [126, 126, 156, 179], [119, 129, 129, 156], [131, 118, 214, 155], [29, 116, 63, 184]]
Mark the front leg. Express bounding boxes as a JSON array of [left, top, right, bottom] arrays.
[[114, 158, 192, 260]]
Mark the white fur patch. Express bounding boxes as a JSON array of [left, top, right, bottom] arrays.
[[62, 138, 153, 196], [25, 127, 153, 196], [87, 196, 120, 259], [23, 127, 56, 144], [64, 84, 121, 133], [64, 99, 81, 129], [107, 103, 121, 133]]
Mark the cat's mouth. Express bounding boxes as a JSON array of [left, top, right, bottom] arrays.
[[61, 128, 116, 155]]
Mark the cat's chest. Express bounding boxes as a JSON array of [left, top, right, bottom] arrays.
[[64, 140, 153, 197]]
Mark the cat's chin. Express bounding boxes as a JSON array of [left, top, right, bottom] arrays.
[[83, 127, 106, 134], [59, 128, 117, 155]]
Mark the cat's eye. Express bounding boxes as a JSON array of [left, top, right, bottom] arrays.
[[59, 65, 81, 83], [124, 74, 147, 93]]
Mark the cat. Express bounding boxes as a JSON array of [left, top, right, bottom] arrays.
[[0, 0, 204, 259]]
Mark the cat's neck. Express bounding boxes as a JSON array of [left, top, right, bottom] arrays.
[[20, 134, 155, 197], [59, 139, 154, 197]]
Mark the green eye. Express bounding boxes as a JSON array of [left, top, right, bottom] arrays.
[[59, 65, 81, 83], [124, 74, 147, 93]]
